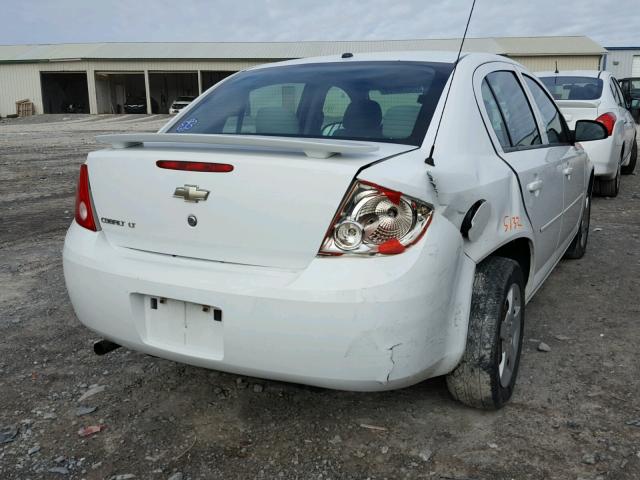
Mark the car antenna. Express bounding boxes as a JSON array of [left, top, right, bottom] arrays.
[[555, 60, 559, 74], [425, 0, 477, 166]]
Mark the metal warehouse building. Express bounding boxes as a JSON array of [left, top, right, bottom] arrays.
[[0, 35, 606, 117], [604, 47, 640, 79]]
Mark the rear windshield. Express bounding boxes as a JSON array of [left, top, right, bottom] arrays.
[[539, 76, 603, 100], [175, 96, 195, 102], [167, 61, 454, 146]]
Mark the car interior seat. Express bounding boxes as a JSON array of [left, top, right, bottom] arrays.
[[382, 105, 421, 139], [255, 106, 300, 135]]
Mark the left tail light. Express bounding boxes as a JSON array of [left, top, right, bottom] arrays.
[[319, 180, 433, 256], [595, 112, 616, 136], [74, 164, 98, 231]]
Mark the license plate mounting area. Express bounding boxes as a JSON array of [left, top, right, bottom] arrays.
[[142, 295, 223, 360]]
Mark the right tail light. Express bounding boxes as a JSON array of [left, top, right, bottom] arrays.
[[595, 112, 616, 136], [319, 180, 433, 256]]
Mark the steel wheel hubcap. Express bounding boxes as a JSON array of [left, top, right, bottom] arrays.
[[499, 284, 522, 388]]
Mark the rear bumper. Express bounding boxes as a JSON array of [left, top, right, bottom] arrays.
[[63, 216, 474, 391], [581, 137, 619, 178]]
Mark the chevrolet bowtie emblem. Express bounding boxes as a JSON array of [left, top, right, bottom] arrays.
[[173, 185, 210, 203]]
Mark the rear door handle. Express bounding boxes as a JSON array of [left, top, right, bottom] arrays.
[[563, 166, 573, 176], [527, 179, 543, 192]]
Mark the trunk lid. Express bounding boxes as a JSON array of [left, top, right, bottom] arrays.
[[87, 138, 413, 270], [556, 99, 601, 129]]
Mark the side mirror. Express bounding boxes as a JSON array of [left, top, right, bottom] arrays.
[[573, 120, 608, 142]]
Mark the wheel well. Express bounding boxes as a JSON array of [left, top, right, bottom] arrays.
[[489, 238, 532, 287]]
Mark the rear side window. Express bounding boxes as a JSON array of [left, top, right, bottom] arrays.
[[539, 76, 603, 100], [481, 80, 510, 149], [523, 76, 569, 145], [484, 71, 541, 149], [611, 79, 626, 107]]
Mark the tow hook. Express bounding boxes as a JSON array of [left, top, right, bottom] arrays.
[[93, 340, 121, 356]]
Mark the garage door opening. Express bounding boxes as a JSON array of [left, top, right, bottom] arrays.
[[201, 71, 235, 92], [41, 72, 90, 114], [149, 72, 198, 113], [95, 72, 146, 114]]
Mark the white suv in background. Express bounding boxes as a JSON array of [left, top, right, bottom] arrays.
[[537, 70, 637, 196], [169, 96, 197, 115]]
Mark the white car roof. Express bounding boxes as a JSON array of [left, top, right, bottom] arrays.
[[247, 51, 519, 72], [536, 70, 609, 79]]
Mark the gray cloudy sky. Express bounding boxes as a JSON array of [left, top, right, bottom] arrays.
[[1, 0, 638, 47]]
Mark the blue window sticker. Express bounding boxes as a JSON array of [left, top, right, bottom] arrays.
[[176, 118, 198, 133]]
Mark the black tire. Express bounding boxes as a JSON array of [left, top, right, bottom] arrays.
[[564, 181, 592, 259], [594, 163, 620, 197], [446, 257, 525, 410], [622, 138, 637, 175]]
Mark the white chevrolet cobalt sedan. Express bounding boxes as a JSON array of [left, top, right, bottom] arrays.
[[537, 70, 637, 196], [63, 52, 607, 409]]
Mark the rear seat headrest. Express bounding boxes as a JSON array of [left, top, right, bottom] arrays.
[[342, 99, 382, 136]]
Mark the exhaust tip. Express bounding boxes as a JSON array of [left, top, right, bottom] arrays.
[[93, 340, 121, 356]]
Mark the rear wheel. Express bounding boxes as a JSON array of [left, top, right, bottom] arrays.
[[622, 138, 637, 175], [564, 183, 592, 259], [594, 163, 620, 197], [446, 257, 525, 410]]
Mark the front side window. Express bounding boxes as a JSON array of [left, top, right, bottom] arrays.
[[485, 71, 541, 149], [539, 76, 603, 100], [524, 76, 569, 145], [167, 61, 454, 146]]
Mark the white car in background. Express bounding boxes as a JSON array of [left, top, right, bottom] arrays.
[[63, 52, 606, 410], [169, 96, 196, 115], [537, 70, 637, 196]]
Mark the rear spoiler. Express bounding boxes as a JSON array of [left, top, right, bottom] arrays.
[[555, 99, 601, 109], [95, 133, 379, 159]]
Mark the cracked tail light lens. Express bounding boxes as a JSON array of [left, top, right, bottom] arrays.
[[74, 164, 98, 232], [319, 180, 433, 256]]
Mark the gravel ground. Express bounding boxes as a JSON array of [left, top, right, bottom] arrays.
[[0, 114, 639, 480]]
